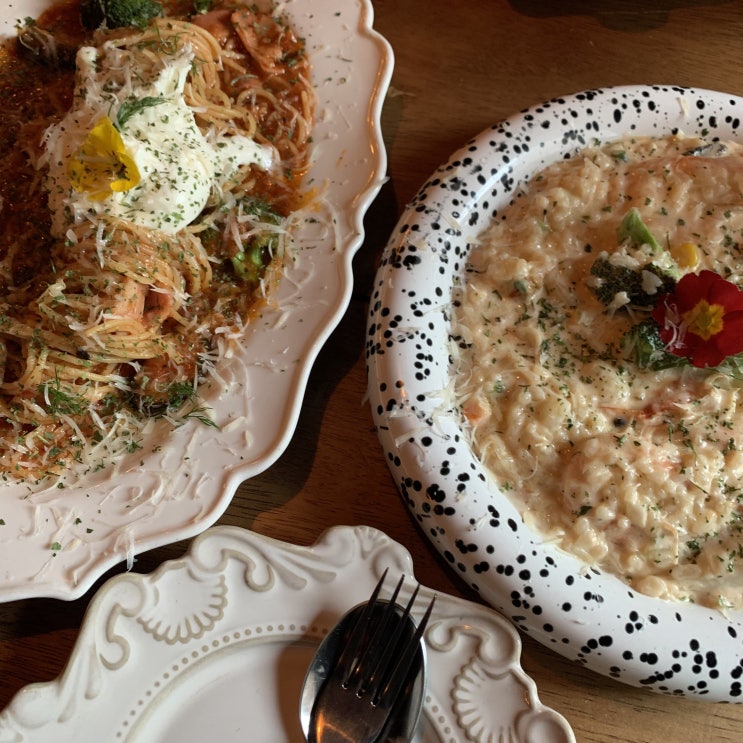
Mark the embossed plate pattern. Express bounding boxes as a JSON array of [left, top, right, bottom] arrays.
[[0, 525, 574, 742], [366, 86, 743, 701], [0, 0, 392, 601]]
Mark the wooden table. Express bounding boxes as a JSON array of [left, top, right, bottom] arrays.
[[2, 1, 743, 741]]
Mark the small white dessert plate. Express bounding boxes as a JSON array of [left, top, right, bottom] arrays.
[[0, 525, 575, 742]]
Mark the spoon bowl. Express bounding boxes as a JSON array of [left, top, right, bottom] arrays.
[[300, 598, 427, 742]]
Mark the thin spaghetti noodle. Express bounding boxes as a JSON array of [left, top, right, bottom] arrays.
[[0, 0, 315, 481]]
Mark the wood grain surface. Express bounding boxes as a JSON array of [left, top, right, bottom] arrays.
[[2, 2, 743, 741]]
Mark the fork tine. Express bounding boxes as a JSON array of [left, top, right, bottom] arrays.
[[363, 582, 421, 700], [334, 568, 389, 685], [374, 593, 435, 707], [346, 574, 405, 693]]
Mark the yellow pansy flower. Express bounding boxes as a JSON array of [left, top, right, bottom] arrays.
[[68, 117, 140, 201]]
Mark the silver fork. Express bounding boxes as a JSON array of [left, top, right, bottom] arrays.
[[308, 571, 435, 743]]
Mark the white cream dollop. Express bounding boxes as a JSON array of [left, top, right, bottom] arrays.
[[41, 42, 272, 236]]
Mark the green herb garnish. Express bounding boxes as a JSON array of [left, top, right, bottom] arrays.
[[115, 96, 166, 130]]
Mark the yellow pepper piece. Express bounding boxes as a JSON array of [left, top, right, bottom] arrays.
[[68, 117, 140, 201], [670, 241, 699, 269]]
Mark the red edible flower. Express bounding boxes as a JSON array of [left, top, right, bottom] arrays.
[[651, 270, 743, 368]]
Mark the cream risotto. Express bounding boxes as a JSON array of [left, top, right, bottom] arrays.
[[454, 134, 743, 610]]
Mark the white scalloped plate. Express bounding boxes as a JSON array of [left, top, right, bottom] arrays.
[[0, 525, 574, 742], [0, 0, 392, 601], [366, 86, 743, 702]]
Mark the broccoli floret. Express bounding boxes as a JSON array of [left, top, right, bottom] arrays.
[[622, 319, 685, 370], [80, 0, 162, 30], [590, 207, 677, 306], [231, 236, 274, 283], [624, 318, 743, 378], [590, 257, 677, 307], [230, 199, 283, 284], [617, 207, 662, 253]]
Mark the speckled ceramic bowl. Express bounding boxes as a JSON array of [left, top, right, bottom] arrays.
[[366, 85, 743, 702]]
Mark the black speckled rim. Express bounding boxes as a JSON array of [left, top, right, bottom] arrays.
[[366, 85, 743, 702]]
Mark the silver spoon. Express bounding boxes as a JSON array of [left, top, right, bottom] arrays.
[[299, 580, 428, 742]]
